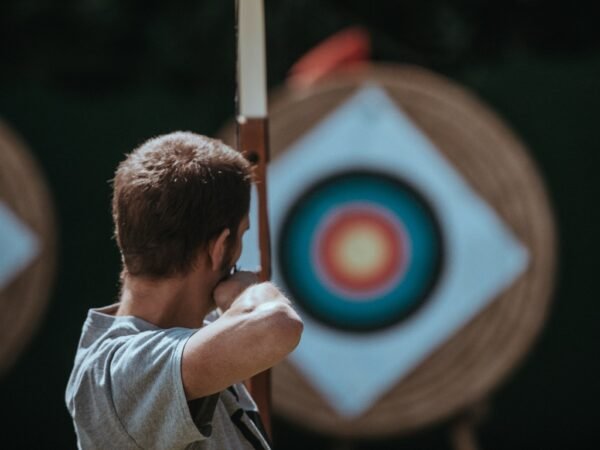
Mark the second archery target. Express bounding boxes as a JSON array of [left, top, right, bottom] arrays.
[[0, 120, 56, 376], [279, 170, 443, 331]]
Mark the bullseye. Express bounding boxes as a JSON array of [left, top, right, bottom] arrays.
[[313, 204, 410, 299], [278, 170, 443, 331]]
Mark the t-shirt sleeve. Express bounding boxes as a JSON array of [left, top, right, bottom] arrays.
[[109, 327, 217, 449]]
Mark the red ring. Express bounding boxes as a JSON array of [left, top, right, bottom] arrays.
[[316, 206, 408, 294]]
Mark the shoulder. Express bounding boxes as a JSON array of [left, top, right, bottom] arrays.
[[66, 317, 207, 448], [67, 312, 195, 399]]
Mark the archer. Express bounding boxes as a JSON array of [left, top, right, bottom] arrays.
[[65, 131, 303, 449]]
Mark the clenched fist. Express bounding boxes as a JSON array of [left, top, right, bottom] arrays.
[[213, 270, 259, 312]]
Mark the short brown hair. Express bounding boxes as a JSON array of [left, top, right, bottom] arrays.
[[112, 131, 251, 278]]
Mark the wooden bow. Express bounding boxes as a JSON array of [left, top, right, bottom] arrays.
[[235, 0, 273, 439]]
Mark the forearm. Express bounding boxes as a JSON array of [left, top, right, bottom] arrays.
[[222, 282, 303, 363], [183, 283, 303, 400], [225, 282, 293, 315]]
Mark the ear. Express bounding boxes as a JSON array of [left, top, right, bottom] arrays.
[[208, 228, 231, 272]]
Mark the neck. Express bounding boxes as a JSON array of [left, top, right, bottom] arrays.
[[116, 268, 216, 329]]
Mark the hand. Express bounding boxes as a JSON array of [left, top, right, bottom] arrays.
[[213, 270, 259, 312]]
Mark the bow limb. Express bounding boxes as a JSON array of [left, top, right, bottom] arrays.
[[235, 0, 273, 439]]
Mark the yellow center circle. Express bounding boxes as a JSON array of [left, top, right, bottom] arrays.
[[330, 222, 392, 281]]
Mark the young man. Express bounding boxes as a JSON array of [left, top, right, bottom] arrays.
[[66, 132, 303, 449]]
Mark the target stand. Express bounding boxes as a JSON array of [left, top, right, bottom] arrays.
[[219, 65, 556, 449]]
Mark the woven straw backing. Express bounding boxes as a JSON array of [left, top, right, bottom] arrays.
[[220, 65, 556, 438], [0, 121, 56, 376]]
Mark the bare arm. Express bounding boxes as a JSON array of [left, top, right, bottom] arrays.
[[181, 274, 303, 400]]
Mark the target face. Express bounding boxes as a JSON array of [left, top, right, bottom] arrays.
[[279, 171, 443, 331], [235, 84, 530, 418]]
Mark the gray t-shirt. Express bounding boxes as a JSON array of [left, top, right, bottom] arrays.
[[65, 305, 271, 450]]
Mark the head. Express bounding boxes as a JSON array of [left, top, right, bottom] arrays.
[[112, 131, 252, 280]]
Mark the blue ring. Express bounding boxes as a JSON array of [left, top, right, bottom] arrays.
[[278, 170, 444, 331]]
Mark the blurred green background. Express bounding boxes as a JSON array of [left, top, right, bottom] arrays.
[[1, 0, 599, 448]]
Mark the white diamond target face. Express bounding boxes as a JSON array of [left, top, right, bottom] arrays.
[[238, 85, 529, 416], [279, 171, 443, 331], [0, 202, 39, 290]]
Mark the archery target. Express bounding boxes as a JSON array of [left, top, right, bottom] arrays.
[[220, 65, 556, 437], [0, 120, 56, 376], [279, 171, 443, 331]]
